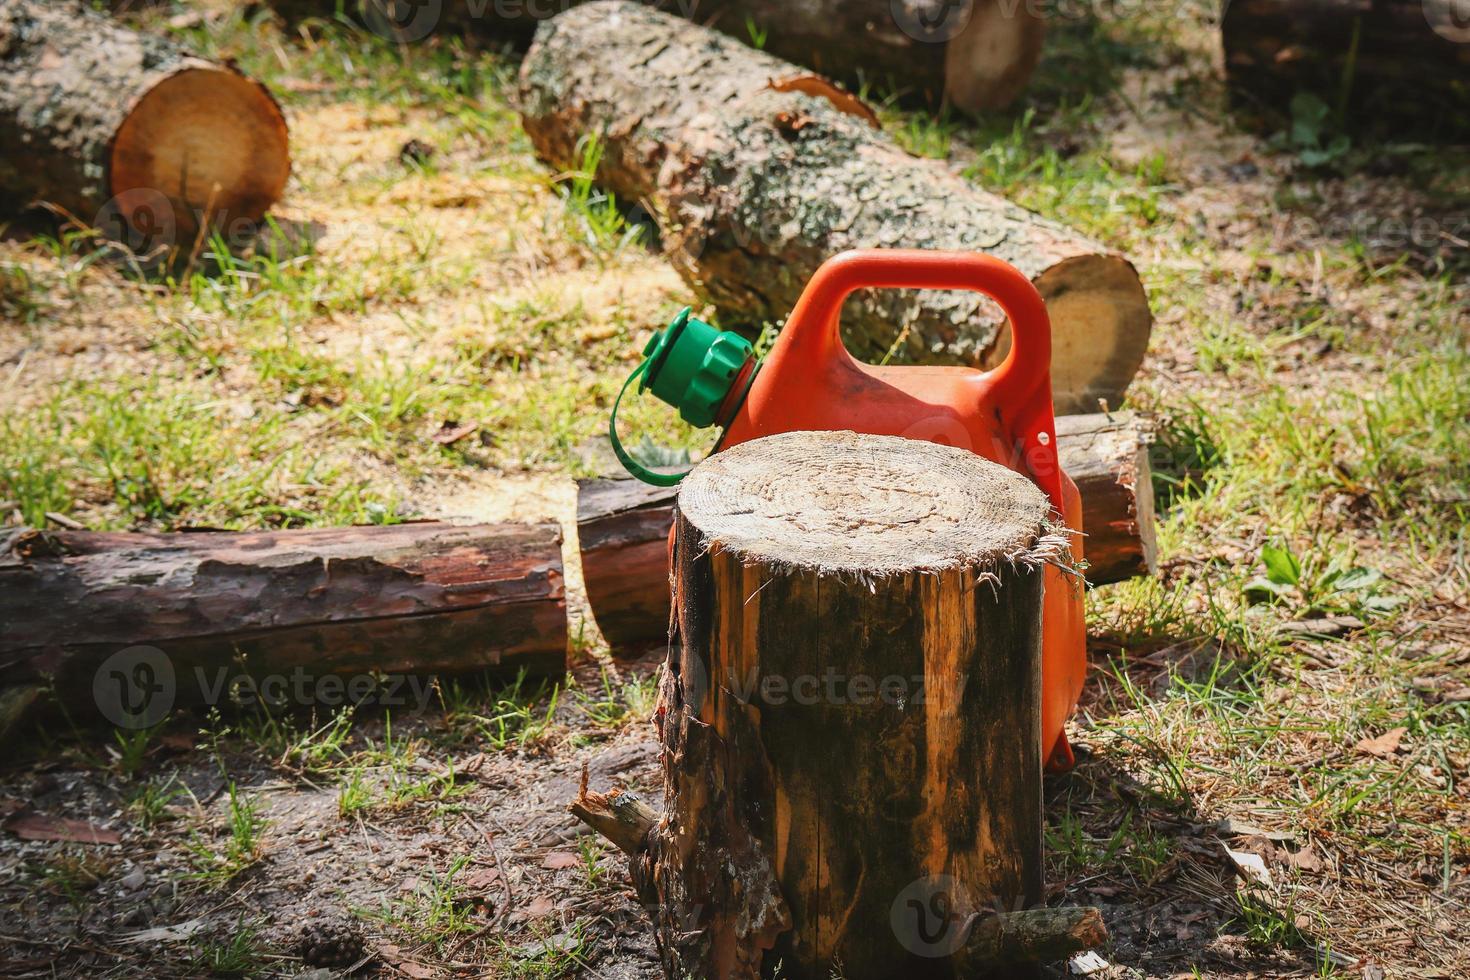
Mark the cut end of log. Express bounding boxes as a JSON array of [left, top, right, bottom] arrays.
[[1030, 254, 1153, 416], [678, 430, 1064, 577], [944, 0, 1047, 112], [110, 67, 290, 233]]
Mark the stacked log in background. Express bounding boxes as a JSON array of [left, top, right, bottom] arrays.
[[1222, 0, 1470, 138], [518, 0, 1152, 415], [0, 0, 289, 245], [272, 0, 1045, 112]]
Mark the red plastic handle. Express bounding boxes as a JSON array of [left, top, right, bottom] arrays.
[[785, 249, 1053, 406], [779, 249, 1065, 510]]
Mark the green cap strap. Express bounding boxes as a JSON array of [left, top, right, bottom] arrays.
[[609, 359, 689, 488]]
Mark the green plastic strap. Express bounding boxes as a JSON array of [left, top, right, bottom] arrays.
[[609, 359, 689, 488]]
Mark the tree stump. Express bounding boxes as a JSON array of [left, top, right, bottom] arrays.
[[645, 430, 1068, 979]]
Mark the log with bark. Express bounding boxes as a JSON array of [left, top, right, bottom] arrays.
[[273, 0, 1043, 111], [578, 412, 1156, 654], [569, 430, 1104, 978], [0, 522, 566, 728], [0, 0, 290, 246], [517, 1, 1152, 414], [1222, 0, 1470, 137]]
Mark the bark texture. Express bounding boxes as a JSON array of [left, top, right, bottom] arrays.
[[1222, 0, 1470, 137], [641, 430, 1056, 978], [0, 0, 289, 241], [517, 1, 1152, 414], [274, 0, 1043, 111], [578, 412, 1156, 654], [0, 523, 566, 719]]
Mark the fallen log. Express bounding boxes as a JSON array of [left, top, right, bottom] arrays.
[[579, 412, 1156, 654], [273, 1, 1042, 111], [1222, 0, 1470, 138], [517, 1, 1151, 414], [0, 523, 566, 727], [0, 0, 290, 246], [569, 430, 1099, 977]]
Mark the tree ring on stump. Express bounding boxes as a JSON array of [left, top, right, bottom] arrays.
[[109, 67, 290, 236], [677, 430, 1065, 577]]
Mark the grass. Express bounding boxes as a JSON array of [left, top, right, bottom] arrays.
[[186, 782, 268, 884]]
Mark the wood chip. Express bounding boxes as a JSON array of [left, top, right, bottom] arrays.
[[431, 420, 480, 446], [5, 812, 120, 845], [43, 511, 83, 530]]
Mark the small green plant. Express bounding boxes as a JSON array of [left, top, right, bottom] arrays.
[[194, 920, 263, 976], [1243, 542, 1402, 618], [110, 726, 154, 778], [362, 856, 479, 950], [578, 668, 658, 729], [127, 773, 184, 830], [1280, 92, 1350, 170], [338, 767, 375, 818], [578, 836, 606, 888], [187, 782, 267, 883], [745, 16, 769, 49], [474, 671, 565, 751], [554, 135, 646, 257]]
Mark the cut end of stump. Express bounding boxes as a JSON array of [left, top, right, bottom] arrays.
[[678, 430, 1063, 577], [109, 67, 290, 236]]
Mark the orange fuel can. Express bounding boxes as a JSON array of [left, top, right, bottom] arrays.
[[611, 249, 1087, 770]]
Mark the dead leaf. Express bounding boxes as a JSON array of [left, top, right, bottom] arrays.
[[1282, 845, 1323, 873], [541, 851, 580, 870], [524, 895, 556, 918], [1223, 845, 1274, 888], [461, 867, 501, 891], [1355, 726, 1407, 758], [767, 74, 880, 128], [431, 420, 479, 446], [5, 812, 120, 845], [378, 942, 436, 978]]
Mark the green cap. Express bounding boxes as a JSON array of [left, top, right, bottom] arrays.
[[639, 308, 754, 427], [608, 308, 758, 487]]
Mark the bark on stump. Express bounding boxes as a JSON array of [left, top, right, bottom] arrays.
[[0, 522, 566, 727], [1222, 0, 1470, 138], [0, 0, 290, 245], [517, 0, 1152, 414], [578, 412, 1156, 654], [643, 430, 1066, 979]]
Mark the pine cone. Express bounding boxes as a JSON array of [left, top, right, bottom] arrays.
[[295, 914, 365, 969]]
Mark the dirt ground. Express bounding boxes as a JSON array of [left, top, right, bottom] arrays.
[[1, 1, 1467, 978]]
